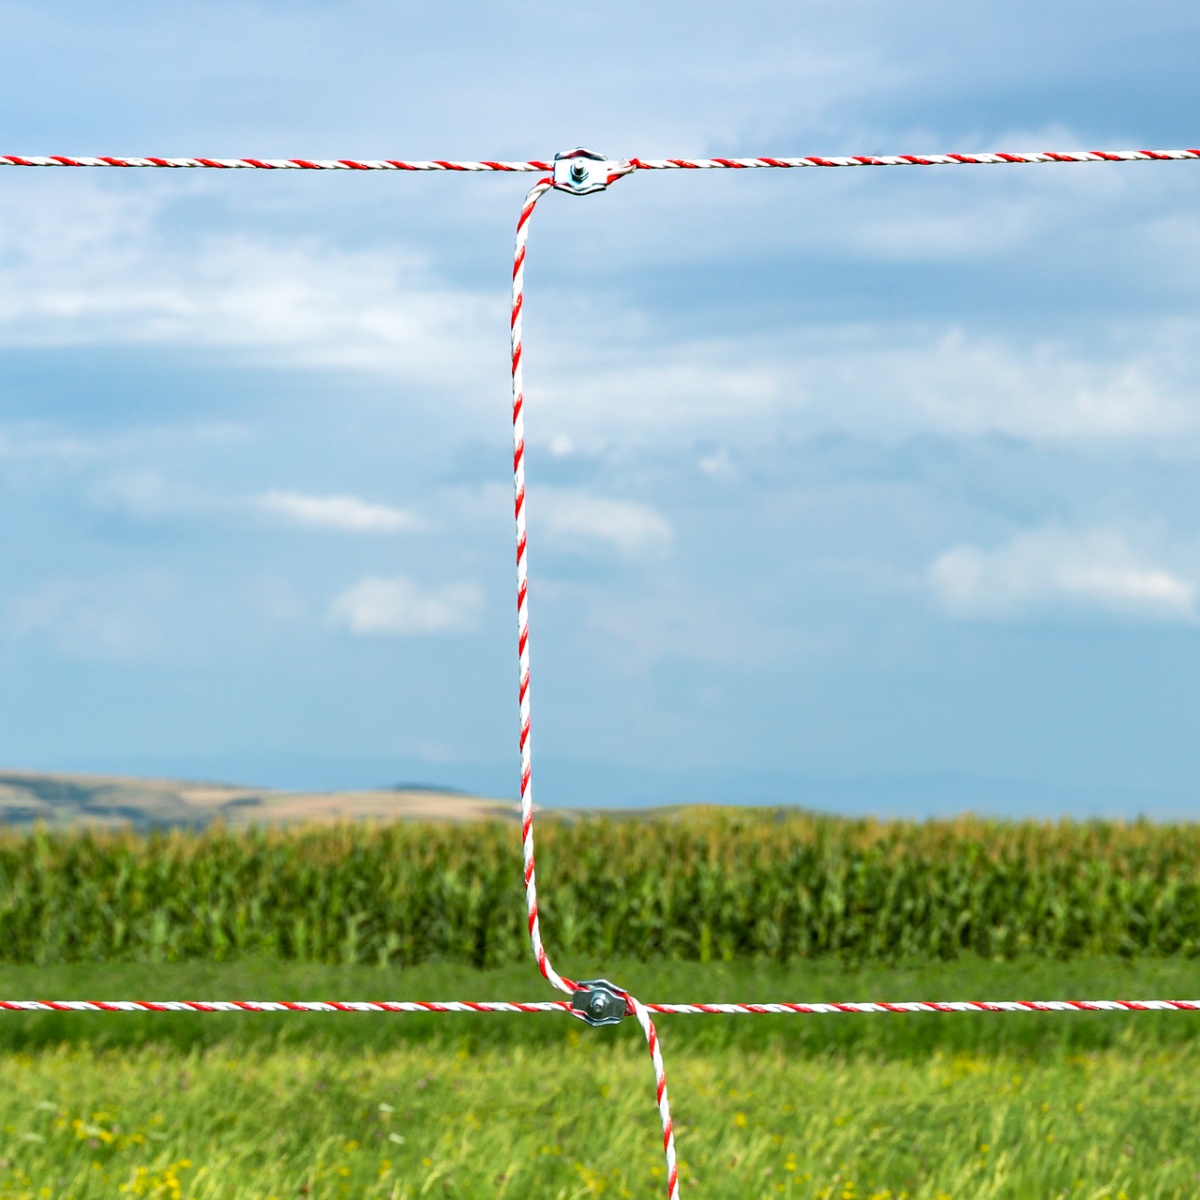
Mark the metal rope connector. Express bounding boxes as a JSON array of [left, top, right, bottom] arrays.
[[552, 148, 617, 196], [570, 979, 629, 1026]]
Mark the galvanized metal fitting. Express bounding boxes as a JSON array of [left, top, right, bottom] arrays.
[[553, 148, 616, 196], [570, 979, 629, 1027]]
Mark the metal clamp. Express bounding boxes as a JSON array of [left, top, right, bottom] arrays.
[[553, 148, 617, 196], [570, 978, 629, 1026]]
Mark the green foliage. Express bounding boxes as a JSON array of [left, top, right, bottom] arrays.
[[1, 811, 1200, 965]]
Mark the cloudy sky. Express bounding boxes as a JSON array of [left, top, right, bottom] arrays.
[[1, 0, 1199, 814]]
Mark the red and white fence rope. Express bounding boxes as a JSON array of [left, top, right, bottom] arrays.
[[3, 148, 1199, 173], [642, 998, 1200, 1014], [628, 149, 1200, 169], [4, 998, 1197, 1015], [508, 170, 682, 1198], [0, 155, 555, 172], [5, 143, 1200, 1200], [0, 1000, 570, 1014], [511, 176, 577, 1001]]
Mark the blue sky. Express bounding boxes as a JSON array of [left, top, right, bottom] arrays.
[[1, 0, 1199, 814]]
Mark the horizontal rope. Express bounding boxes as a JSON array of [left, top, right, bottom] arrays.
[[0, 999, 570, 1014], [2, 149, 1198, 174], [629, 149, 1200, 170], [646, 998, 1200, 1014], [0, 156, 554, 171], [1, 998, 1196, 1015]]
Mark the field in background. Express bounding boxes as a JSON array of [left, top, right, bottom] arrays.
[[0, 958, 1197, 1199], [3, 811, 1200, 966]]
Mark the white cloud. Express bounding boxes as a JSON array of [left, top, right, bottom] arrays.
[[929, 527, 1197, 622], [526, 317, 1198, 447], [536, 351, 782, 438], [533, 488, 673, 556], [0, 426, 93, 463], [9, 572, 181, 662], [4, 177, 1198, 451], [329, 575, 482, 636], [260, 490, 419, 534], [698, 446, 735, 478], [844, 193, 1041, 262], [852, 327, 1188, 440], [88, 470, 202, 519], [0, 182, 502, 384], [571, 578, 806, 670], [81, 475, 418, 534]]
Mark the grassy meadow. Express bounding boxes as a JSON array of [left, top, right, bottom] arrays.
[[0, 958, 1197, 1198]]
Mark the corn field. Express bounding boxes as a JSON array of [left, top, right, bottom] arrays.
[[1, 812, 1198, 966]]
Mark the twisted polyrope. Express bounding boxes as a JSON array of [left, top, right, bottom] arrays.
[[508, 172, 680, 1199], [642, 999, 1200, 1014], [510, 177, 577, 1000], [3, 148, 1199, 173], [0, 156, 553, 171], [2, 998, 1196, 1015], [628, 999, 679, 1198], [628, 149, 1200, 170], [0, 1000, 570, 1013], [4, 993, 1195, 1012]]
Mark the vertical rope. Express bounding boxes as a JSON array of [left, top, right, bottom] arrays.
[[510, 174, 680, 1198], [630, 998, 681, 1200], [511, 177, 577, 997]]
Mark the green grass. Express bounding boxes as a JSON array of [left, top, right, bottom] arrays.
[[2, 1038, 1197, 1199], [0, 959, 1198, 1197], [0, 956, 1198, 1056]]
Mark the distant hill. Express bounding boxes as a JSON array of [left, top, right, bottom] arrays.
[[0, 770, 518, 831]]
